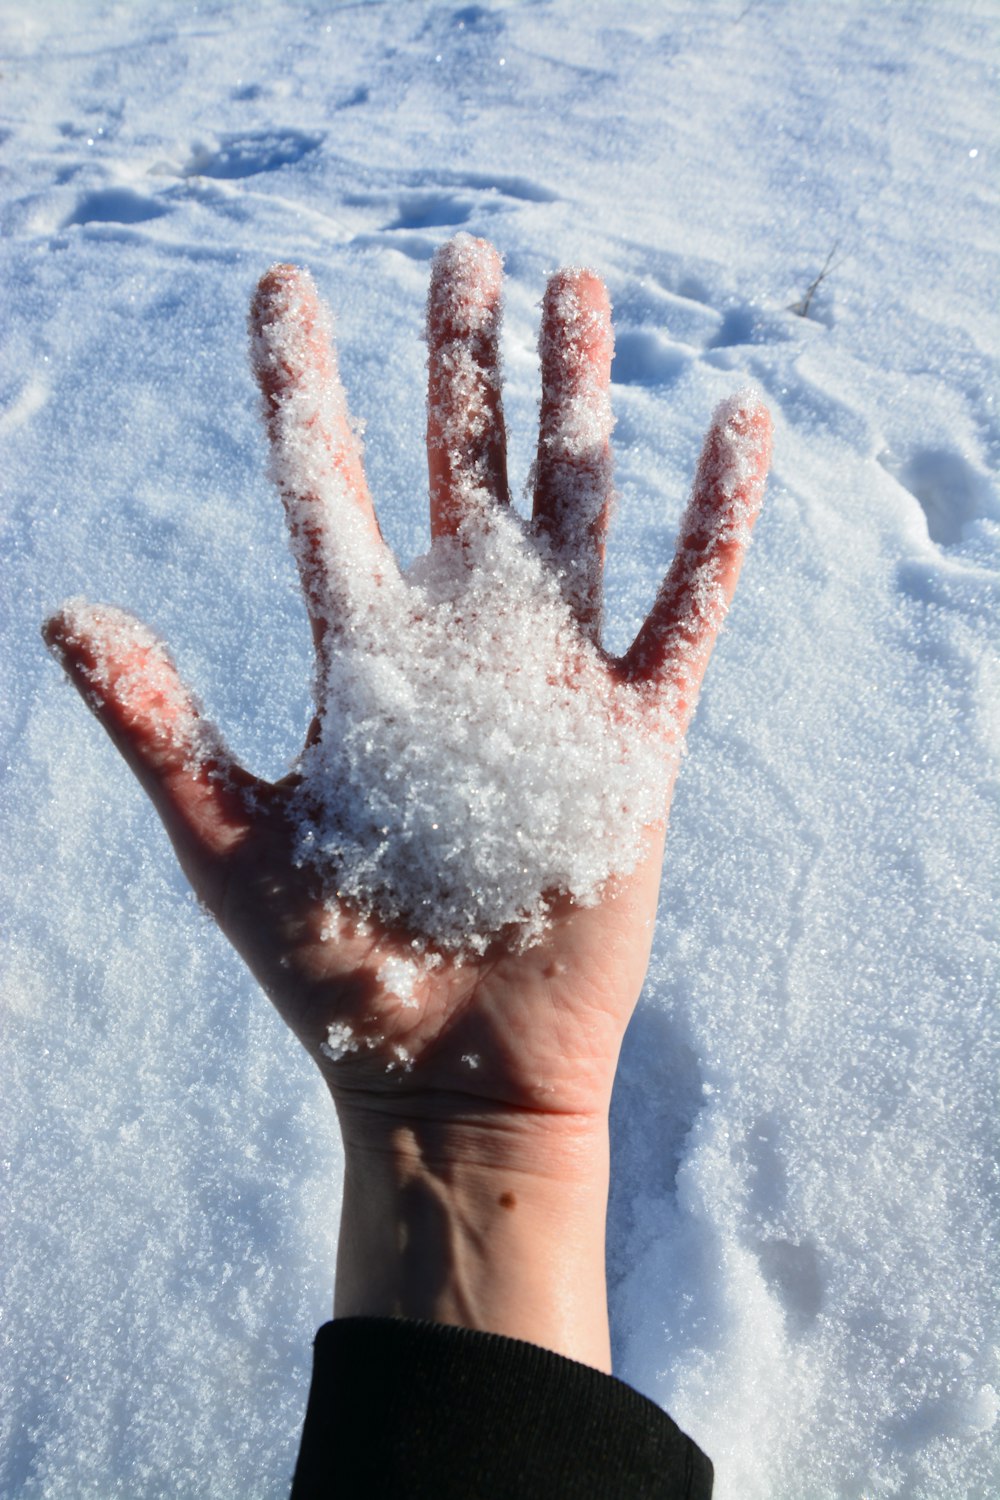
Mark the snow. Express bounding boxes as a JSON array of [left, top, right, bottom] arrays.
[[290, 419, 675, 950], [2, 2, 998, 1497]]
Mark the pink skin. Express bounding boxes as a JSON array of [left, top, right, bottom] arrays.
[[43, 237, 772, 1368]]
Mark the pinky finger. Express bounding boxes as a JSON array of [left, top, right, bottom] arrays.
[[619, 393, 772, 731]]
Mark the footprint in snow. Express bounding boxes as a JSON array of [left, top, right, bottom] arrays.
[[880, 447, 995, 548], [611, 330, 688, 388], [62, 187, 169, 228], [183, 130, 323, 180], [384, 193, 474, 231]]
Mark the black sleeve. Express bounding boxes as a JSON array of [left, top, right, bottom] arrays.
[[290, 1318, 713, 1499]]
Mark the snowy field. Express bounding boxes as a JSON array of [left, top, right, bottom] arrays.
[[2, 1, 998, 1496]]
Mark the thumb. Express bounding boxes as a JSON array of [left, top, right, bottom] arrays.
[[43, 600, 259, 906]]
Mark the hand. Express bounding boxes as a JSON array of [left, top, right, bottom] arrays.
[[44, 236, 771, 1368]]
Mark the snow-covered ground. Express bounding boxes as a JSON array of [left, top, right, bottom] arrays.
[[2, 2, 998, 1496]]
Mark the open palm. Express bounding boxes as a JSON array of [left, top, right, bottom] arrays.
[[45, 236, 771, 1137]]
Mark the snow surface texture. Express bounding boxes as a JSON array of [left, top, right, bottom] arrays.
[[2, 3, 998, 1498]]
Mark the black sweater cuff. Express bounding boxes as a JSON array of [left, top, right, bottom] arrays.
[[291, 1317, 713, 1499]]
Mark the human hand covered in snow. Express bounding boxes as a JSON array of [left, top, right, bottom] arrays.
[[45, 236, 771, 1368]]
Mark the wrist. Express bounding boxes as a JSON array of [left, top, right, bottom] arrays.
[[333, 1103, 613, 1371]]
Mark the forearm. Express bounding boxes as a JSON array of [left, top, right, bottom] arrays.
[[333, 1104, 613, 1372]]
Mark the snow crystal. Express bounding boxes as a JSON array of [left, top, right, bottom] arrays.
[[320, 1020, 383, 1063], [319, 1021, 357, 1062], [376, 956, 421, 1007]]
